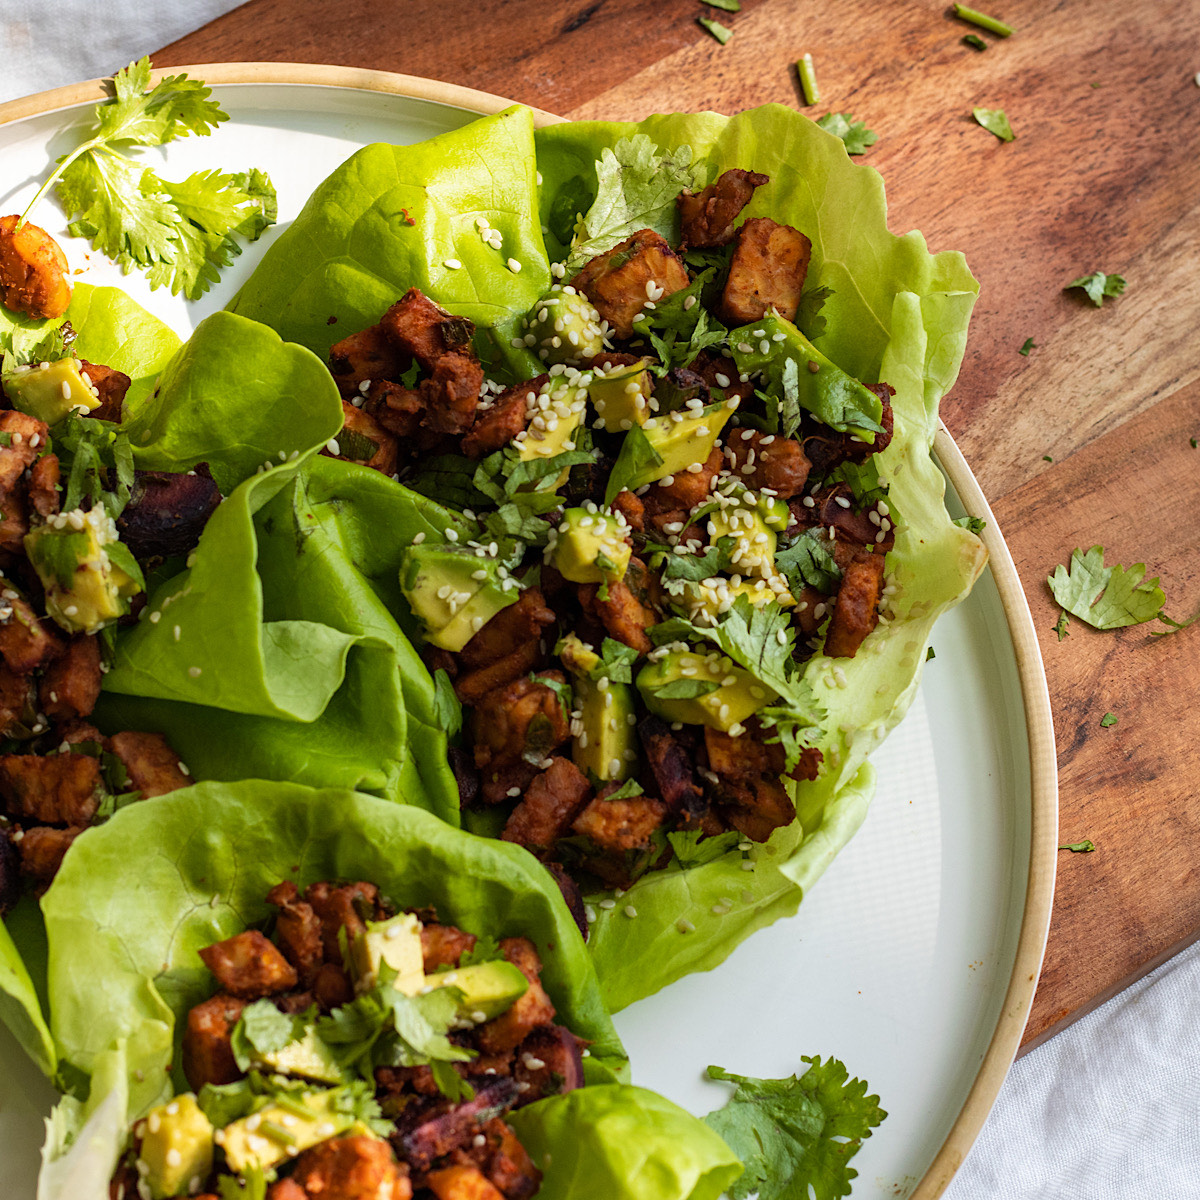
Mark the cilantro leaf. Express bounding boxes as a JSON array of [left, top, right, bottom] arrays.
[[605, 425, 663, 504], [815, 113, 878, 155], [795, 285, 834, 341], [926, 646, 936, 661], [230, 1000, 304, 1071], [757, 703, 824, 775], [775, 528, 841, 594], [633, 268, 728, 373], [1059, 840, 1095, 853], [432, 668, 463, 740], [963, 33, 988, 50], [1047, 545, 1169, 629], [1065, 271, 1126, 307], [568, 134, 704, 268], [667, 828, 741, 867], [1053, 611, 1070, 641], [458, 933, 501, 967], [653, 536, 738, 583], [604, 778, 645, 801], [972, 107, 1015, 141], [703, 1056, 886, 1200], [1100, 712, 1118, 727], [645, 676, 721, 701], [25, 58, 276, 299], [953, 515, 987, 535], [1018, 337, 1036, 355]]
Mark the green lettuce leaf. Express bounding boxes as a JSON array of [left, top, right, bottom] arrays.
[[536, 106, 987, 1009], [509, 1084, 742, 1200], [228, 105, 550, 378], [39, 780, 626, 1119]]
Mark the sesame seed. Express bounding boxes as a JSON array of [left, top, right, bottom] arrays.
[[188, 666, 201, 677], [445, 527, 459, 542], [599, 898, 616, 909], [173, 625, 181, 641], [443, 258, 462, 269], [624, 905, 638, 918]]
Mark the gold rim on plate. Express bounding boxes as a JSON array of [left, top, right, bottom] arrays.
[[0, 62, 1058, 1200]]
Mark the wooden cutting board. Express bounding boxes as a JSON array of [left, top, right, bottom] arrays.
[[153, 0, 1200, 1050]]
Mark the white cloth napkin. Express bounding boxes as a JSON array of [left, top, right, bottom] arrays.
[[3, 12, 1199, 1199]]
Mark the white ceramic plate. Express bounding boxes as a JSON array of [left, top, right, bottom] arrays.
[[0, 67, 1057, 1200]]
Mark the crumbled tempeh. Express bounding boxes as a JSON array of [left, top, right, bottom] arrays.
[[363, 379, 425, 438], [267, 880, 325, 985], [572, 790, 668, 854], [459, 589, 556, 671], [381, 289, 476, 370], [825, 553, 886, 658], [286, 1135, 411, 1200], [78, 361, 130, 423], [0, 488, 27, 553], [107, 730, 190, 797], [0, 215, 71, 319], [512, 1024, 585, 1104], [420, 922, 477, 973], [572, 229, 690, 339], [720, 776, 796, 843], [578, 572, 656, 654], [724, 430, 811, 498], [470, 674, 571, 772], [454, 641, 543, 706], [329, 400, 399, 475], [0, 752, 100, 825], [16, 824, 82, 890], [639, 717, 705, 820], [198, 929, 299, 999], [420, 351, 484, 436], [0, 597, 63, 674], [0, 666, 32, 737], [640, 446, 724, 515], [720, 217, 812, 325], [39, 634, 102, 720], [677, 168, 769, 249], [475, 938, 556, 1055], [501, 757, 592, 853], [27, 453, 60, 517], [425, 1164, 504, 1200], [479, 1117, 542, 1200], [0, 410, 48, 495], [182, 992, 247, 1089], [329, 323, 406, 397], [462, 376, 548, 459], [305, 879, 381, 963]]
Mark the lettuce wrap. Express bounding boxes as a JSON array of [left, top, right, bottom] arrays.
[[31, 780, 741, 1200], [215, 103, 986, 1009]]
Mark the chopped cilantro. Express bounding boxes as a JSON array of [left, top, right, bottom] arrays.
[[1053, 611, 1070, 641], [23, 59, 276, 299], [568, 134, 703, 267], [604, 778, 645, 801], [1047, 545, 1173, 630], [633, 267, 728, 373], [1018, 337, 1035, 355], [1065, 271, 1126, 307], [458, 933, 501, 967], [795, 284, 834, 341], [1100, 712, 1118, 727], [604, 425, 663, 504], [668, 828, 741, 867], [815, 113, 878, 156], [644, 676, 721, 701], [953, 515, 987, 535], [230, 1000, 305, 1070], [775, 528, 841, 594], [926, 646, 936, 661], [1190, 437, 1197, 449], [757, 705, 824, 776], [1043, 455, 1053, 463], [962, 33, 988, 50], [654, 536, 738, 583], [703, 1057, 886, 1200], [972, 107, 1015, 141], [1059, 840, 1095, 853], [431, 669, 462, 739], [698, 16, 733, 43]]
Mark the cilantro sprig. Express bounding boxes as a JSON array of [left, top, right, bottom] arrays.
[[703, 1056, 886, 1200], [1065, 271, 1126, 307], [1047, 545, 1178, 631], [815, 113, 878, 156], [21, 58, 276, 300]]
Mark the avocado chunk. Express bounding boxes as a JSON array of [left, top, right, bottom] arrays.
[[605, 397, 739, 502], [218, 1088, 360, 1173], [138, 1092, 214, 1200], [516, 372, 589, 483], [637, 647, 774, 731], [674, 577, 796, 628], [255, 1024, 346, 1085], [349, 911, 425, 996], [707, 499, 779, 579], [728, 313, 884, 438], [556, 632, 602, 677], [1, 357, 100, 425], [423, 960, 529, 1022], [522, 287, 605, 364], [573, 674, 638, 783], [587, 359, 653, 432], [25, 509, 141, 635], [399, 542, 519, 652], [548, 506, 631, 584]]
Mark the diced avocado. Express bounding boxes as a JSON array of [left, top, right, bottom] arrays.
[[605, 398, 738, 502], [707, 502, 777, 579], [350, 911, 425, 996], [670, 577, 796, 627], [218, 1088, 359, 1174], [574, 674, 638, 783], [422, 960, 529, 1022], [728, 314, 884, 438], [255, 1024, 346, 1085], [516, 374, 588, 486], [138, 1093, 214, 1200], [548, 506, 631, 584], [25, 510, 141, 635], [588, 359, 653, 432], [637, 648, 774, 731], [1, 357, 100, 425], [556, 633, 602, 677], [522, 288, 605, 364], [400, 543, 519, 652]]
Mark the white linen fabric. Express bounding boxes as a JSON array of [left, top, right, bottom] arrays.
[[2, 12, 1199, 1200]]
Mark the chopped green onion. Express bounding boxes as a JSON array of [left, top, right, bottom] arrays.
[[953, 4, 1014, 36], [698, 16, 733, 44], [797, 54, 820, 105], [1018, 337, 1035, 355], [258, 1120, 300, 1148], [272, 1093, 319, 1120], [962, 33, 988, 50], [1058, 840, 1095, 853], [702, 0, 741, 9]]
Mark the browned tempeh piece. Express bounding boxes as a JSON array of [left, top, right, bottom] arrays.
[[0, 597, 63, 674], [721, 777, 796, 843], [198, 929, 299, 999], [724, 428, 811, 498], [420, 922, 477, 973], [267, 880, 325, 985], [475, 938, 556, 1055], [27, 453, 60, 516], [0, 753, 99, 825], [470, 674, 570, 772], [39, 635, 102, 720], [677, 168, 769, 248], [721, 217, 812, 325], [78, 361, 130, 424], [462, 376, 547, 459], [572, 790, 668, 854], [305, 879, 381, 964], [329, 323, 405, 396], [501, 757, 592, 853], [16, 824, 82, 890], [0, 215, 70, 319], [459, 589, 556, 671], [572, 229, 690, 338], [381, 288, 475, 369], [421, 350, 484, 435], [0, 410, 47, 495], [281, 1135, 411, 1200], [182, 992, 247, 1090], [825, 553, 886, 658], [107, 730, 190, 797]]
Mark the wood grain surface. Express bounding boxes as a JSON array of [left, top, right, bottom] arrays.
[[154, 0, 1200, 1048]]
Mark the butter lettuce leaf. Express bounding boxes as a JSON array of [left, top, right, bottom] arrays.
[[39, 781, 626, 1119], [510, 1084, 742, 1200], [229, 105, 550, 379]]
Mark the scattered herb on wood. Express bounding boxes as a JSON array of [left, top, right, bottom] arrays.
[[1047, 545, 1176, 630], [1019, 337, 1036, 355], [953, 4, 1014, 36], [1059, 840, 1096, 853], [1100, 712, 1118, 727], [701, 0, 741, 9], [972, 107, 1015, 141], [1065, 271, 1126, 307], [698, 16, 733, 43], [815, 113, 878, 155], [963, 34, 988, 50], [1053, 611, 1070, 641], [797, 54, 820, 105]]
